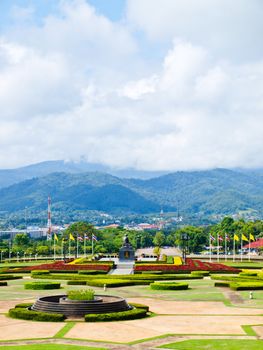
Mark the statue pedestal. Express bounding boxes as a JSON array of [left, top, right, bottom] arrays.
[[119, 246, 135, 261]]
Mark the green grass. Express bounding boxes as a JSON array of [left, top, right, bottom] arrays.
[[223, 262, 263, 269], [159, 339, 263, 350], [0, 345, 106, 350], [54, 322, 76, 338]]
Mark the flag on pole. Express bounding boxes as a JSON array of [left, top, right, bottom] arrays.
[[84, 234, 90, 240], [69, 233, 75, 241], [92, 234, 98, 241], [210, 235, 216, 241], [225, 234, 230, 241], [218, 235, 223, 242], [234, 234, 239, 241], [249, 234, 255, 241], [77, 236, 83, 242], [242, 234, 249, 242], [54, 233, 59, 241]]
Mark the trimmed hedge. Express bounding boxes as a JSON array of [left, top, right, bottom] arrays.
[[15, 303, 33, 308], [191, 271, 210, 277], [9, 307, 65, 322], [78, 270, 107, 275], [24, 281, 61, 290], [129, 303, 149, 312], [239, 271, 258, 277], [0, 274, 22, 281], [67, 280, 87, 285], [214, 282, 230, 287], [31, 270, 50, 276], [87, 279, 136, 288], [230, 282, 263, 291], [85, 307, 148, 322], [150, 282, 189, 290], [0, 281, 7, 286]]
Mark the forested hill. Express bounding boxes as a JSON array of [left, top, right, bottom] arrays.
[[0, 168, 262, 216]]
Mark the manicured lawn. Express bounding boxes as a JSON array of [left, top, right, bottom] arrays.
[[0, 345, 106, 350], [223, 262, 263, 269], [160, 339, 263, 350]]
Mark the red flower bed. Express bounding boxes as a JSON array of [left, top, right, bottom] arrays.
[[134, 258, 240, 273], [14, 261, 113, 273]]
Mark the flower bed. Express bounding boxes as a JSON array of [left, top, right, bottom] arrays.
[[14, 261, 113, 273], [134, 258, 240, 273]]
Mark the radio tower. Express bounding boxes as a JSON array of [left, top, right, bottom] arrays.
[[47, 196, 52, 240]]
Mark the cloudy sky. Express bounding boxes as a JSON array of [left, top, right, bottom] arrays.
[[0, 0, 262, 171]]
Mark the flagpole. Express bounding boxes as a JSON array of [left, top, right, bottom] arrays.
[[241, 234, 243, 262], [69, 239, 71, 260], [61, 239, 63, 261], [84, 235, 86, 258], [233, 236, 235, 262], [77, 234, 79, 258], [248, 236, 251, 262], [92, 235, 94, 256], [209, 234, 212, 262], [53, 234, 56, 261], [217, 233, 219, 262], [224, 233, 227, 261]]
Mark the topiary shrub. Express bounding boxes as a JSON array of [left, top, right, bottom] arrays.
[[67, 280, 87, 285], [239, 271, 258, 277], [86, 279, 136, 288], [150, 282, 189, 290], [67, 289, 94, 301], [0, 281, 7, 286], [9, 307, 65, 322], [230, 282, 263, 291], [14, 303, 33, 308], [191, 271, 210, 277], [85, 307, 148, 322], [214, 282, 230, 287], [129, 303, 149, 312], [0, 274, 22, 281], [31, 270, 50, 277], [78, 270, 107, 275], [24, 281, 61, 290]]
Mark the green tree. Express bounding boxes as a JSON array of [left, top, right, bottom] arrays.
[[13, 233, 30, 247], [153, 231, 165, 247]]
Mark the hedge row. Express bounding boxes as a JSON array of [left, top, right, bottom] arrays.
[[230, 282, 263, 291], [214, 282, 230, 287], [78, 270, 107, 275], [67, 280, 87, 285], [24, 282, 61, 290], [87, 279, 136, 288], [9, 307, 65, 322], [150, 282, 189, 290], [85, 306, 148, 322], [0, 274, 22, 281], [191, 271, 210, 277], [31, 270, 50, 276], [0, 281, 7, 286]]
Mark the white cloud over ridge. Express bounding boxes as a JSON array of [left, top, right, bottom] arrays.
[[0, 0, 262, 171]]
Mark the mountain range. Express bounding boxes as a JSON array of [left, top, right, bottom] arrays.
[[0, 161, 262, 217]]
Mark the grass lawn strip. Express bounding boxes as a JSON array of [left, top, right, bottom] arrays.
[[0, 344, 106, 350], [159, 339, 263, 349]]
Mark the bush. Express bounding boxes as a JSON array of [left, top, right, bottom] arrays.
[[129, 303, 149, 312], [85, 307, 148, 322], [67, 289, 94, 300], [191, 271, 210, 277], [15, 303, 33, 308], [150, 282, 189, 290], [214, 282, 230, 287], [0, 281, 7, 286], [78, 270, 107, 275], [67, 280, 87, 285], [24, 281, 61, 290], [239, 271, 258, 277], [0, 274, 22, 281], [9, 307, 65, 322], [31, 270, 50, 277], [230, 282, 263, 291], [86, 279, 136, 288]]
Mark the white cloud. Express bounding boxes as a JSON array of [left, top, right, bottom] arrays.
[[0, 0, 262, 171]]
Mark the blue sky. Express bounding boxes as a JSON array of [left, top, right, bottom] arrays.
[[0, 0, 262, 170]]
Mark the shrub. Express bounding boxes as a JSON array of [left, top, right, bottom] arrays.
[[0, 281, 7, 286], [9, 307, 65, 322], [191, 271, 210, 277], [24, 281, 61, 290], [150, 282, 189, 290], [214, 282, 230, 287], [67, 289, 94, 300], [15, 303, 33, 308], [0, 274, 22, 281], [141, 271, 163, 275], [230, 282, 263, 291], [31, 270, 50, 277], [129, 303, 149, 312], [86, 279, 135, 288], [78, 270, 107, 275], [239, 271, 258, 277], [85, 307, 148, 322], [67, 280, 87, 285]]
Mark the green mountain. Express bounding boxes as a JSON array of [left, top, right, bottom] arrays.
[[0, 168, 262, 216]]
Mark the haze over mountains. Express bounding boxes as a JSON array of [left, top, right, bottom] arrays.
[[0, 161, 262, 217]]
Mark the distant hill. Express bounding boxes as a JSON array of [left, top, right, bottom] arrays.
[[0, 160, 167, 188], [0, 168, 262, 216]]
